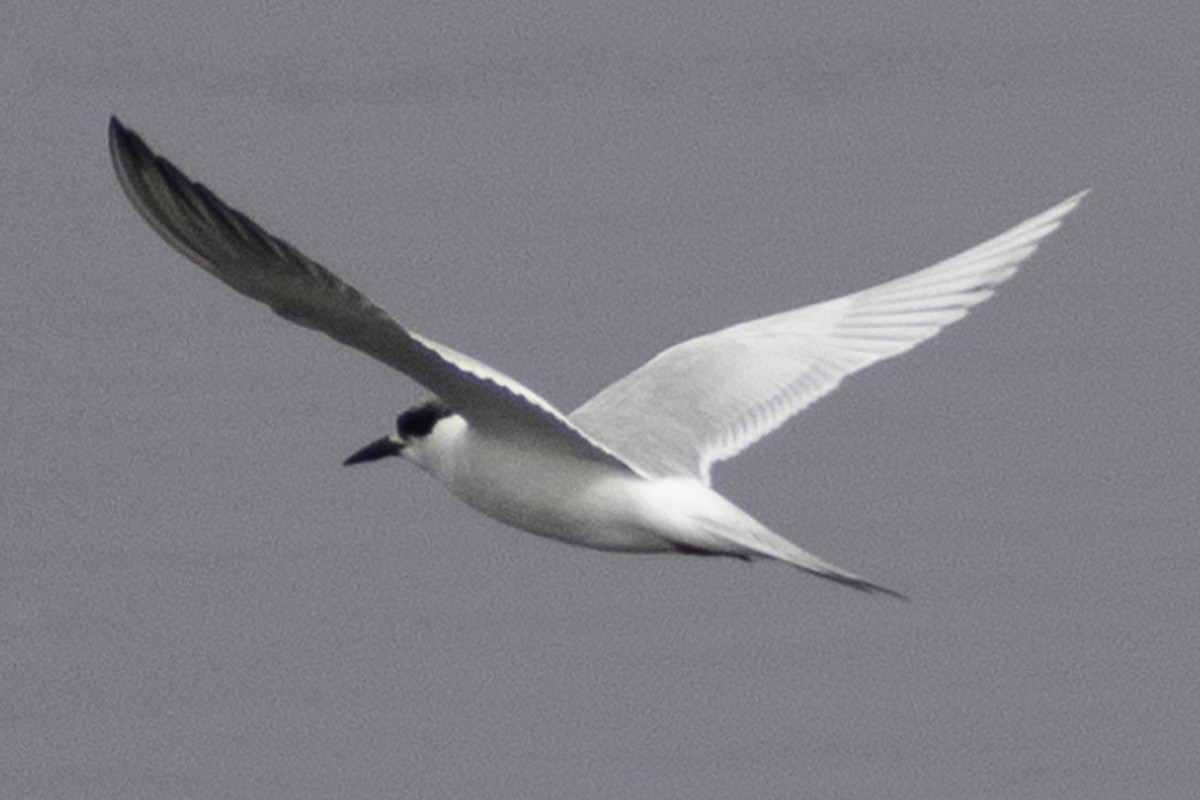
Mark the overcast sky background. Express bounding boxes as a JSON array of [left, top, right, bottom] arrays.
[[4, 1, 1199, 798]]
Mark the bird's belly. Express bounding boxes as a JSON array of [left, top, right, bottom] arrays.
[[441, 440, 675, 552]]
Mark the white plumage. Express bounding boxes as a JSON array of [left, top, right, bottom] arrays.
[[109, 116, 1085, 596]]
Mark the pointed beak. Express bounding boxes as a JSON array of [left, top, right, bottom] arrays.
[[343, 436, 403, 466]]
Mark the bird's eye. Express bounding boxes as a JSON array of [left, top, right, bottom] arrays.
[[396, 402, 450, 439]]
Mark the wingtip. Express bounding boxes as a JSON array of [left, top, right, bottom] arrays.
[[1042, 189, 1090, 223], [107, 115, 142, 173], [1062, 188, 1091, 209], [108, 116, 158, 169], [108, 115, 130, 146]]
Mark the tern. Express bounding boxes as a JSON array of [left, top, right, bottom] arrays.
[[109, 117, 1085, 597]]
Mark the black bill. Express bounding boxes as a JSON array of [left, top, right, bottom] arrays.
[[343, 437, 403, 466]]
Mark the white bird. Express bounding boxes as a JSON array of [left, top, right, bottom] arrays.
[[109, 117, 1085, 597]]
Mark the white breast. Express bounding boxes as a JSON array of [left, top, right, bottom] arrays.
[[408, 417, 678, 552]]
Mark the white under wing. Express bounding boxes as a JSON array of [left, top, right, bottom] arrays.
[[109, 118, 633, 473], [570, 192, 1087, 484]]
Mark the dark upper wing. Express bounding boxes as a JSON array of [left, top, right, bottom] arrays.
[[109, 117, 633, 472]]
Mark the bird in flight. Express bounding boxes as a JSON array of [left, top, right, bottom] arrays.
[[109, 117, 1085, 597]]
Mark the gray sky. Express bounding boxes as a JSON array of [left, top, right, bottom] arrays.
[[4, 1, 1199, 798]]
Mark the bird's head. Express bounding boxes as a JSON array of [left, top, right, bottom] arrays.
[[343, 400, 457, 470]]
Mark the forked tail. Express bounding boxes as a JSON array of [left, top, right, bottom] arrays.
[[738, 525, 908, 598]]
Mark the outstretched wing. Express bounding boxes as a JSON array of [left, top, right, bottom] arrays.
[[109, 117, 632, 472], [570, 192, 1087, 484]]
